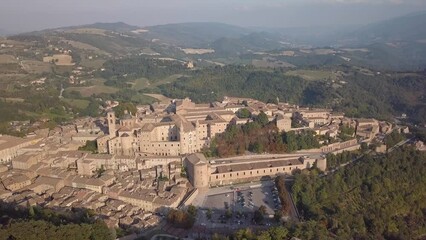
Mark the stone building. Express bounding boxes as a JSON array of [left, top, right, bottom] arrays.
[[97, 98, 235, 157], [184, 153, 326, 188], [184, 153, 209, 188], [0, 135, 42, 163]]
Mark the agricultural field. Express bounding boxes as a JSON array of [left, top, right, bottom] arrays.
[[61, 98, 90, 109], [132, 77, 150, 90], [284, 69, 334, 81], [20, 60, 52, 74], [65, 28, 108, 36], [252, 58, 295, 68], [181, 48, 215, 54], [79, 57, 106, 69], [131, 94, 157, 104], [0, 54, 17, 64], [143, 93, 172, 104], [0, 97, 25, 103], [62, 40, 110, 56], [65, 78, 118, 97]]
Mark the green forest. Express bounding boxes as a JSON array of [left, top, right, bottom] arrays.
[[211, 147, 426, 240], [1, 54, 425, 137], [0, 203, 115, 240], [292, 146, 426, 239], [157, 65, 426, 123], [203, 112, 320, 157]]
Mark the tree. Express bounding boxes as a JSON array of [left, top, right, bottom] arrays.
[[28, 206, 35, 219], [268, 226, 289, 240], [166, 209, 195, 229], [78, 140, 98, 153], [259, 205, 267, 215], [257, 231, 272, 240], [113, 102, 137, 118], [90, 219, 115, 240], [360, 142, 369, 152], [274, 210, 283, 222], [187, 205, 197, 217], [206, 208, 212, 220], [234, 228, 254, 240], [253, 209, 264, 224], [256, 112, 269, 127], [237, 108, 251, 118], [225, 209, 233, 219]]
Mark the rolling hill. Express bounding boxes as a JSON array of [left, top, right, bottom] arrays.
[[142, 22, 250, 48], [339, 11, 426, 45]]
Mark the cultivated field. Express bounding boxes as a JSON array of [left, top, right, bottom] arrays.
[[181, 48, 215, 54], [79, 57, 106, 69], [285, 69, 334, 81], [252, 58, 295, 68], [65, 28, 108, 36], [65, 79, 118, 97], [61, 98, 90, 109], [0, 54, 17, 64], [132, 77, 150, 90], [143, 94, 172, 104], [313, 49, 337, 55], [0, 97, 25, 103], [20, 60, 51, 74], [63, 40, 110, 56]]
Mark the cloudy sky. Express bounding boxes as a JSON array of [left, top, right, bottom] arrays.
[[1, 0, 425, 32]]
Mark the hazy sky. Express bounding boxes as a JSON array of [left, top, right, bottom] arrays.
[[1, 0, 425, 32]]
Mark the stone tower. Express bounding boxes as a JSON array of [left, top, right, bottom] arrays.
[[107, 111, 116, 137]]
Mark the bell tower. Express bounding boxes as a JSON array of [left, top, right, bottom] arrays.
[[107, 111, 116, 137]]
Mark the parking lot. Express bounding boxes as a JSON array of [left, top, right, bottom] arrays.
[[234, 186, 280, 215], [202, 181, 280, 215], [196, 181, 280, 229]]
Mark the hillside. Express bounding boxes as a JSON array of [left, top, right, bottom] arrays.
[[143, 22, 250, 48], [343, 11, 426, 45], [292, 147, 426, 239]]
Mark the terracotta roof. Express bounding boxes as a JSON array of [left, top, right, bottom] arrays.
[[216, 158, 303, 173], [186, 153, 207, 165]]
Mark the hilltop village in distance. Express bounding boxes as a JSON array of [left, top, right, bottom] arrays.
[[0, 94, 416, 237]]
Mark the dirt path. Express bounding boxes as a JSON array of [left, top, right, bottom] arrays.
[[144, 93, 172, 104]]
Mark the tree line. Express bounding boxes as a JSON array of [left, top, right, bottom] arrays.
[[291, 146, 426, 239], [203, 112, 320, 158], [0, 202, 115, 240]]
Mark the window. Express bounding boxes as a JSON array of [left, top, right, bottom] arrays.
[[216, 175, 218, 179]]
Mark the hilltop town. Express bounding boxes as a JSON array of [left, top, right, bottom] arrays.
[[0, 95, 416, 236]]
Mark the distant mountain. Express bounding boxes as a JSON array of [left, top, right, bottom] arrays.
[[45, 22, 141, 34], [0, 28, 12, 36], [212, 32, 285, 55], [340, 11, 426, 45], [142, 22, 251, 48], [79, 22, 140, 32]]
